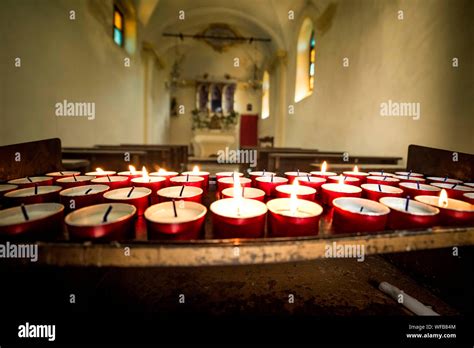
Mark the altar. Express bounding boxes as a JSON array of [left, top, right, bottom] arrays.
[[192, 129, 238, 158]]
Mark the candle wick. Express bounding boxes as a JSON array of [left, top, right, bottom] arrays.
[[307, 174, 311, 182], [26, 176, 32, 183], [34, 184, 38, 195], [405, 196, 410, 211], [297, 169, 300, 176], [73, 174, 78, 182], [263, 169, 266, 176], [444, 176, 448, 182], [172, 199, 178, 218], [416, 181, 420, 189], [242, 186, 245, 196], [359, 206, 364, 212], [381, 170, 384, 176], [107, 175, 111, 182], [271, 174, 274, 183], [378, 184, 382, 192], [85, 188, 93, 195], [179, 185, 185, 197], [127, 186, 135, 197], [187, 174, 189, 182], [21, 203, 29, 221], [452, 183, 457, 189], [60, 171, 64, 175], [383, 176, 387, 181], [102, 205, 113, 223], [237, 206, 241, 217]]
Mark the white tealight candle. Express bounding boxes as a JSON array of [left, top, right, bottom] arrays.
[[275, 183, 316, 198], [267, 198, 322, 218], [368, 171, 395, 177], [157, 185, 203, 202], [427, 177, 463, 184], [0, 184, 18, 196], [104, 187, 150, 200], [395, 171, 424, 177], [57, 175, 95, 184], [211, 198, 267, 219], [8, 176, 52, 186], [46, 171, 81, 178], [5, 185, 62, 198], [0, 203, 63, 226], [85, 169, 116, 177], [380, 197, 439, 215], [66, 203, 136, 226], [60, 184, 109, 197], [145, 201, 207, 224]]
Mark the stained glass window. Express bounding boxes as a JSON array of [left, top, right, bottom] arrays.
[[309, 30, 316, 91], [113, 7, 124, 47]]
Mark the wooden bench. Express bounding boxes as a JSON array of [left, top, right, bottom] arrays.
[[62, 148, 147, 172]]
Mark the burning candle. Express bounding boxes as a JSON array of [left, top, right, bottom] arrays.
[[343, 166, 369, 183], [368, 171, 395, 177], [415, 189, 474, 226], [157, 185, 203, 203], [210, 177, 267, 238], [297, 175, 326, 191], [103, 186, 151, 216], [430, 183, 474, 200], [4, 185, 62, 206], [85, 168, 116, 177], [8, 176, 53, 188], [426, 176, 463, 185], [255, 175, 288, 198], [285, 170, 310, 184], [462, 193, 474, 204], [56, 175, 95, 189], [59, 184, 109, 212], [145, 200, 207, 240], [0, 202, 64, 240], [91, 175, 129, 190], [379, 196, 439, 230], [118, 165, 143, 179], [327, 175, 361, 186], [181, 166, 210, 191], [221, 187, 265, 202], [321, 175, 362, 206], [267, 187, 323, 237], [150, 168, 179, 186], [217, 175, 251, 193], [46, 171, 81, 182], [395, 175, 426, 184], [366, 175, 400, 187], [310, 161, 337, 179], [395, 171, 424, 177], [65, 203, 136, 240], [275, 178, 316, 201], [361, 183, 403, 201], [170, 175, 205, 189], [249, 170, 276, 187], [399, 182, 441, 197], [131, 167, 166, 200], [332, 197, 390, 234]]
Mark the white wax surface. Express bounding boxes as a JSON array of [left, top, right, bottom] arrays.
[[216, 172, 243, 177], [427, 177, 463, 184], [131, 177, 166, 184], [65, 203, 136, 226], [399, 182, 440, 192], [104, 187, 151, 200], [367, 176, 399, 183], [218, 177, 252, 185], [145, 201, 207, 223], [297, 176, 326, 184], [118, 171, 143, 176], [343, 171, 369, 176], [92, 176, 128, 183], [85, 171, 116, 176], [333, 197, 390, 216], [464, 193, 474, 199], [46, 171, 80, 177], [181, 171, 210, 176], [60, 185, 109, 197], [8, 176, 51, 185], [171, 176, 204, 183], [431, 183, 474, 192], [322, 183, 362, 194], [285, 171, 310, 177], [329, 175, 359, 183], [395, 175, 425, 182], [5, 185, 61, 198], [415, 195, 474, 212], [210, 198, 267, 218], [310, 171, 337, 177], [380, 197, 439, 215], [465, 183, 474, 188], [249, 171, 276, 177], [58, 175, 95, 183], [222, 187, 265, 199], [369, 172, 395, 177], [150, 171, 179, 177], [267, 198, 322, 218], [0, 203, 63, 226], [362, 184, 403, 194], [256, 176, 288, 184], [276, 184, 315, 195], [158, 186, 203, 199], [395, 171, 423, 177], [0, 184, 18, 193]]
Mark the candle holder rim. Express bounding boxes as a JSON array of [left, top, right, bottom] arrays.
[[0, 202, 64, 226], [65, 203, 136, 227], [131, 176, 166, 183], [426, 176, 463, 183], [379, 197, 440, 216], [321, 183, 362, 193], [210, 198, 267, 219], [399, 182, 440, 191], [431, 183, 474, 191], [0, 184, 18, 192], [367, 175, 400, 181], [170, 175, 205, 182], [255, 176, 288, 183], [414, 195, 474, 212], [275, 184, 316, 195], [221, 187, 265, 198], [266, 197, 323, 217], [217, 177, 252, 184], [5, 185, 62, 198], [395, 171, 424, 176], [284, 171, 311, 176], [46, 171, 81, 177], [8, 176, 51, 184], [328, 175, 360, 181], [57, 175, 95, 182], [157, 185, 203, 198], [333, 197, 390, 216], [91, 175, 129, 182], [103, 186, 152, 199], [60, 184, 110, 197], [249, 171, 276, 176], [144, 201, 207, 224], [361, 183, 403, 193], [310, 171, 337, 176]]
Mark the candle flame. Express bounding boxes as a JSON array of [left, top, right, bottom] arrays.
[[321, 161, 327, 173], [338, 175, 345, 185], [289, 179, 299, 216], [96, 168, 104, 173], [158, 168, 166, 174], [142, 166, 149, 181], [232, 172, 243, 215], [438, 189, 449, 208], [129, 165, 136, 174], [192, 165, 200, 173], [353, 165, 359, 173]]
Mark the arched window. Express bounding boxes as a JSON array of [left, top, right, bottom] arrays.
[[261, 71, 270, 119], [113, 6, 124, 47], [294, 18, 315, 103]]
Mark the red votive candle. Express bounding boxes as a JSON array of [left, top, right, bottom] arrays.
[[266, 198, 323, 237], [0, 202, 64, 240], [297, 175, 326, 192], [366, 175, 400, 187], [321, 179, 362, 206], [145, 201, 207, 240], [430, 183, 474, 200], [131, 176, 166, 198], [343, 166, 369, 183], [380, 197, 439, 230], [59, 184, 109, 212], [415, 192, 474, 226], [462, 193, 474, 204], [395, 171, 424, 177], [221, 187, 265, 202], [0, 184, 18, 200], [285, 171, 311, 184], [310, 161, 337, 180], [170, 175, 205, 189], [5, 186, 62, 206], [217, 177, 251, 193], [46, 171, 81, 182], [399, 182, 441, 197], [118, 165, 143, 180], [181, 166, 210, 191], [85, 169, 116, 177], [361, 184, 403, 201], [8, 176, 53, 188], [56, 175, 95, 189], [103, 186, 151, 216], [65, 203, 136, 241], [368, 171, 395, 177], [327, 175, 361, 187], [91, 175, 129, 190], [255, 176, 288, 198], [157, 185, 203, 203], [210, 198, 267, 238], [332, 197, 390, 234], [275, 179, 316, 201], [464, 183, 474, 189], [249, 171, 276, 187], [395, 175, 426, 184], [215, 172, 243, 182], [150, 170, 179, 186], [426, 177, 463, 185]]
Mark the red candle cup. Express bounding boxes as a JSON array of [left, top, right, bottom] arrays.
[[430, 183, 474, 200], [215, 172, 243, 182], [221, 187, 265, 202], [285, 171, 311, 184], [170, 175, 205, 189], [275, 183, 316, 201], [332, 197, 390, 234], [8, 176, 53, 188], [368, 171, 395, 177], [157, 185, 203, 203], [145, 201, 207, 240], [85, 169, 116, 177], [91, 176, 129, 190], [65, 203, 136, 241], [321, 183, 362, 207], [366, 176, 400, 187], [266, 198, 323, 237], [463, 193, 474, 204], [46, 171, 81, 182], [395, 171, 424, 177], [150, 170, 179, 186], [426, 177, 463, 185], [395, 175, 426, 184], [210, 198, 267, 238], [343, 168, 369, 184], [379, 197, 439, 230], [117, 168, 143, 180], [399, 182, 441, 197], [255, 176, 288, 198], [327, 175, 361, 187], [181, 169, 210, 191], [297, 176, 326, 191], [103, 187, 151, 216], [217, 177, 252, 193], [249, 171, 276, 187], [56, 175, 95, 189], [415, 195, 474, 226], [5, 186, 62, 206], [131, 176, 166, 194], [59, 184, 109, 212], [0, 203, 64, 241], [310, 170, 338, 180], [361, 184, 403, 201]]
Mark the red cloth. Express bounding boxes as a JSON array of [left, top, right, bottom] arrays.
[[240, 114, 258, 147]]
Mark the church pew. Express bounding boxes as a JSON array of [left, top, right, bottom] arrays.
[[62, 148, 147, 172]]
